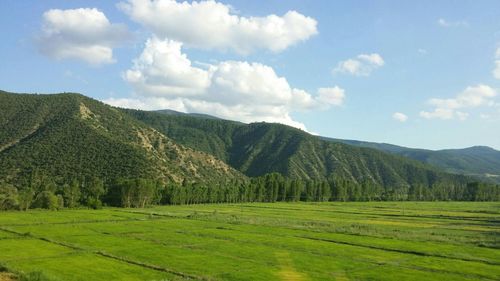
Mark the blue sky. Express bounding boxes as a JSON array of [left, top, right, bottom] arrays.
[[1, 0, 500, 150]]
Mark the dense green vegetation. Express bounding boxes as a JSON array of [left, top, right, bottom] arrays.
[[135, 109, 500, 183], [1, 91, 499, 211], [1, 172, 498, 211], [327, 138, 500, 182], [0, 91, 243, 185], [125, 109, 499, 201], [140, 109, 500, 182], [162, 173, 500, 204], [126, 109, 470, 184], [0, 202, 498, 280], [1, 92, 499, 279]]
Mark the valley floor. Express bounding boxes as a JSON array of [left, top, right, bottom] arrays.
[[0, 202, 499, 280]]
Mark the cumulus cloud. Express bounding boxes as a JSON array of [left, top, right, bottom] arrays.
[[493, 48, 500, 80], [37, 8, 130, 65], [124, 38, 210, 95], [333, 53, 384, 76], [118, 0, 317, 54], [392, 112, 408, 122], [420, 84, 497, 120], [105, 37, 343, 130], [437, 18, 468, 28], [317, 87, 345, 107]]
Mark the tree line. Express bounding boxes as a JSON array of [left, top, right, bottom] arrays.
[[1, 173, 499, 210]]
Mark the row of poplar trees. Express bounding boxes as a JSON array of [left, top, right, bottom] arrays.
[[1, 173, 499, 210]]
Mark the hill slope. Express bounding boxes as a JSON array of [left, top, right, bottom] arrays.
[[124, 109, 467, 188], [0, 91, 243, 186], [325, 138, 500, 181]]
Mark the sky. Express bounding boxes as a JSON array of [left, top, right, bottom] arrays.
[[1, 0, 500, 150]]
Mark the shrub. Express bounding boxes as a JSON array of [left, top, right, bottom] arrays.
[[33, 191, 59, 210]]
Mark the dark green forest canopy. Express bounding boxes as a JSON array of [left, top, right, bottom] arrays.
[[0, 90, 244, 185], [125, 108, 472, 185], [132, 108, 500, 182]]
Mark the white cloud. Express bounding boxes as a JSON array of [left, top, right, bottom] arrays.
[[493, 48, 500, 79], [106, 37, 343, 131], [37, 8, 130, 65], [333, 53, 384, 76], [437, 18, 468, 28], [123, 38, 210, 96], [392, 112, 408, 122], [420, 84, 497, 120], [420, 108, 454, 120], [317, 87, 345, 107], [118, 0, 317, 54]]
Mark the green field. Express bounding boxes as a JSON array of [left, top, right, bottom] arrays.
[[0, 202, 499, 281]]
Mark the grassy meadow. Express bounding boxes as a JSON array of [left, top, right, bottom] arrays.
[[0, 202, 499, 281]]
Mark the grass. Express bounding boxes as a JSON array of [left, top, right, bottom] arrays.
[[0, 202, 498, 280]]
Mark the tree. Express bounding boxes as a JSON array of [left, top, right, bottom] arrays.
[[320, 181, 331, 201], [130, 179, 158, 208], [62, 179, 81, 208], [116, 178, 160, 208], [82, 177, 105, 208], [0, 183, 19, 210], [33, 191, 59, 210], [18, 188, 35, 211]]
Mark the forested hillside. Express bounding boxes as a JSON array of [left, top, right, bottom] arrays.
[[125, 110, 460, 183], [0, 91, 243, 184], [326, 138, 500, 182], [0, 91, 498, 211], [133, 110, 500, 182], [0, 91, 245, 208]]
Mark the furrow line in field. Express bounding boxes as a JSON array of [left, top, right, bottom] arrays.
[[112, 209, 499, 254], [0, 252, 82, 263], [0, 227, 26, 237], [100, 223, 498, 280], [393, 263, 498, 281], [86, 222, 398, 270], [0, 226, 208, 280], [95, 251, 210, 281], [298, 235, 500, 266], [0, 226, 83, 250], [234, 204, 499, 224], [112, 209, 180, 218], [0, 217, 149, 227]]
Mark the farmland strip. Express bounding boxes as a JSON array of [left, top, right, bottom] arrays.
[[298, 235, 500, 266], [96, 251, 210, 280]]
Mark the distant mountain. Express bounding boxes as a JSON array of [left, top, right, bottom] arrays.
[[156, 109, 224, 120], [0, 91, 243, 186], [325, 138, 500, 182], [124, 109, 468, 188]]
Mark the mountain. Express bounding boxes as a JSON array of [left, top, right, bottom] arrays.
[[324, 138, 500, 181], [2, 91, 498, 206], [124, 109, 468, 188], [155, 109, 224, 120], [0, 91, 243, 187]]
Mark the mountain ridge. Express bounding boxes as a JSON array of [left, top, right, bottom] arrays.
[[1, 90, 498, 206], [0, 90, 244, 186], [324, 137, 500, 181], [124, 108, 469, 188]]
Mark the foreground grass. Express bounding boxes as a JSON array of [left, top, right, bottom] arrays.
[[0, 202, 498, 280]]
